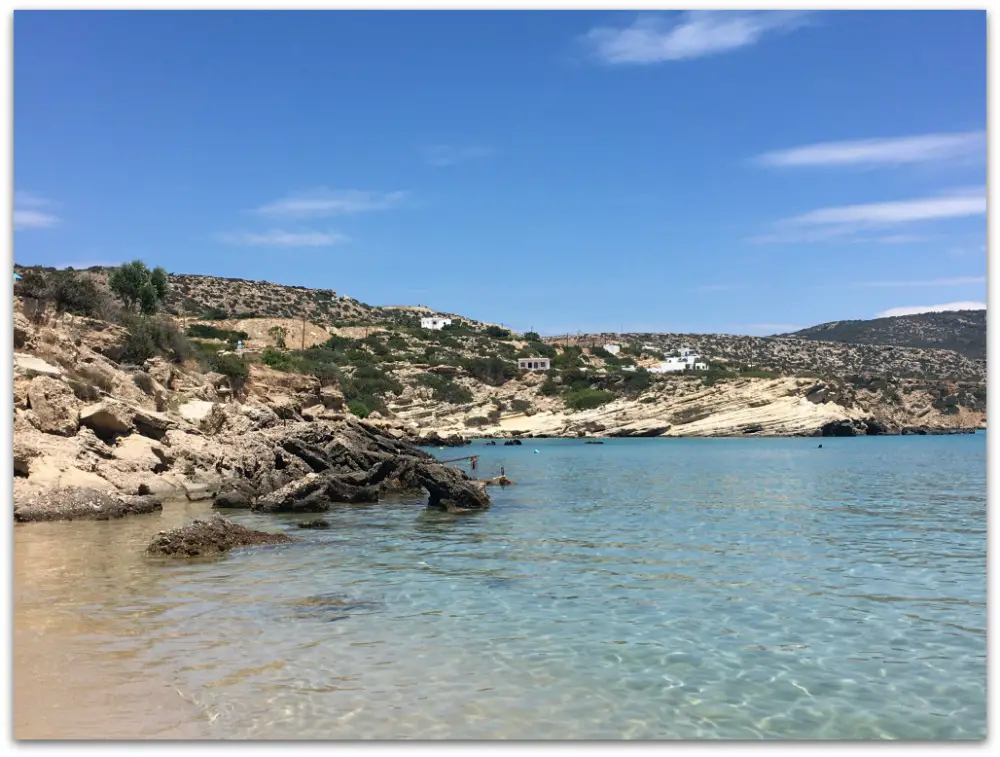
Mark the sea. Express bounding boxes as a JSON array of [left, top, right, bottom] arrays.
[[12, 434, 987, 740]]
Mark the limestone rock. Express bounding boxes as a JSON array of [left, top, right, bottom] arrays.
[[26, 376, 80, 436], [13, 353, 63, 379], [13, 487, 162, 522], [80, 400, 133, 439], [178, 400, 215, 425], [319, 385, 345, 410]]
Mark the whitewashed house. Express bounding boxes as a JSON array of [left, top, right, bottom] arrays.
[[420, 316, 453, 330], [602, 344, 621, 356], [518, 357, 551, 371], [649, 347, 709, 374]]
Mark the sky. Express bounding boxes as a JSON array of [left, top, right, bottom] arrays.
[[13, 10, 987, 336]]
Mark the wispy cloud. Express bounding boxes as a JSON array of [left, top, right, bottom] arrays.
[[252, 188, 407, 218], [751, 187, 985, 244], [753, 131, 985, 169], [855, 276, 985, 288], [583, 11, 812, 65], [421, 144, 494, 167], [14, 191, 60, 229], [217, 229, 351, 247], [877, 301, 986, 318]]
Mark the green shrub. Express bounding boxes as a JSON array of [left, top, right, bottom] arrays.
[[201, 306, 229, 320], [522, 331, 541, 342], [461, 356, 516, 386], [485, 325, 511, 339], [210, 353, 250, 394], [622, 370, 652, 394], [347, 400, 371, 418], [67, 378, 102, 402], [540, 376, 560, 396], [132, 371, 156, 395], [15, 269, 49, 300], [186, 323, 249, 342], [510, 398, 532, 413], [120, 315, 191, 365], [464, 415, 490, 427], [417, 373, 474, 404], [260, 347, 297, 371], [564, 388, 615, 411], [48, 270, 104, 317]]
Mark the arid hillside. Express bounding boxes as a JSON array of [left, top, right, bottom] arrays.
[[783, 310, 986, 361]]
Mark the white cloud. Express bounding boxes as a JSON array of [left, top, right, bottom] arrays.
[[217, 229, 351, 247], [752, 188, 986, 244], [14, 191, 60, 229], [583, 11, 811, 65], [855, 276, 985, 288], [877, 301, 986, 318], [422, 144, 494, 167], [753, 131, 985, 168], [252, 188, 407, 218]]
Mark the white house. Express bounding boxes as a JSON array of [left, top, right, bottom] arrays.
[[648, 347, 709, 373], [602, 344, 621, 356], [420, 317, 453, 330], [518, 357, 551, 371]]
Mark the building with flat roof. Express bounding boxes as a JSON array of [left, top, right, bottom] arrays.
[[518, 357, 551, 371]]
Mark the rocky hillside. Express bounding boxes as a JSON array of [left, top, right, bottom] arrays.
[[13, 264, 477, 332], [546, 331, 985, 382], [782, 310, 986, 361]]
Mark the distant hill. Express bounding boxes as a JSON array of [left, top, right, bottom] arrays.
[[781, 310, 986, 360]]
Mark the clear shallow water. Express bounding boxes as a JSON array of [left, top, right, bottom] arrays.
[[14, 435, 986, 740]]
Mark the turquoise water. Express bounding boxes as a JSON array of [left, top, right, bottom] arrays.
[[15, 434, 987, 739]]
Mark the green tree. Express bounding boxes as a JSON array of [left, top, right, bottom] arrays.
[[16, 269, 48, 300], [268, 325, 288, 348], [109, 260, 169, 313]]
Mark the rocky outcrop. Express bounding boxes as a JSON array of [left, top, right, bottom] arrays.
[[13, 486, 162, 522], [26, 376, 80, 436], [145, 515, 295, 558], [79, 400, 133, 440], [416, 431, 470, 448]]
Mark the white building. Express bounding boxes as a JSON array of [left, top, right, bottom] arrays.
[[518, 357, 551, 371], [602, 344, 621, 356], [420, 317, 453, 330], [648, 347, 709, 373]]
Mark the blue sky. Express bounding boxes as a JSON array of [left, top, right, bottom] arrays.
[[14, 10, 986, 335]]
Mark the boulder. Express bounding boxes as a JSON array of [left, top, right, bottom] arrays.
[[416, 431, 469, 448], [144, 357, 175, 389], [13, 487, 162, 522], [13, 377, 32, 410], [80, 400, 134, 440], [13, 353, 63, 379], [145, 515, 295, 558], [819, 419, 867, 437], [26, 376, 80, 436], [319, 385, 345, 410], [413, 461, 492, 513], [297, 519, 331, 529], [178, 400, 216, 425], [132, 407, 177, 441]]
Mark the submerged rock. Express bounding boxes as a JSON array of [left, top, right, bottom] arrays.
[[296, 519, 331, 529], [145, 515, 295, 558]]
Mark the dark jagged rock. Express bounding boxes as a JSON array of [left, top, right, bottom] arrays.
[[13, 488, 162, 522], [503, 439, 523, 446], [145, 515, 295, 558], [416, 431, 470, 448], [584, 440, 605, 445], [608, 426, 670, 438], [280, 438, 331, 473], [819, 419, 867, 437], [252, 470, 379, 513], [297, 519, 331, 529], [213, 481, 254, 509], [901, 425, 977, 436], [413, 461, 491, 513]]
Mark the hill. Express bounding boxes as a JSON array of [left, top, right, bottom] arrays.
[[782, 310, 986, 361]]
